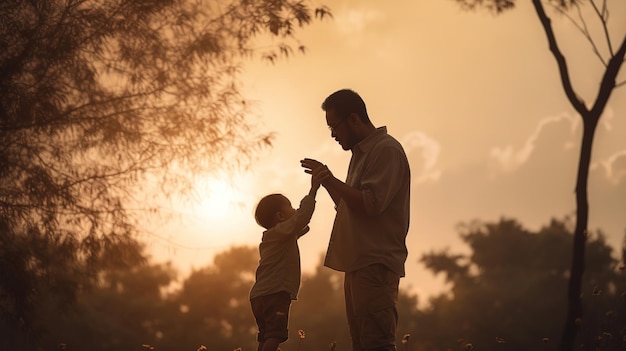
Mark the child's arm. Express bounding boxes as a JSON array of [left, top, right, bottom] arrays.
[[308, 160, 325, 197], [290, 177, 322, 238], [266, 164, 323, 239], [308, 176, 320, 198], [301, 158, 335, 203], [269, 195, 315, 240]]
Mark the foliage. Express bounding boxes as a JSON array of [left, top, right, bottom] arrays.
[[159, 246, 259, 351], [448, 1, 625, 349], [10, 218, 624, 351], [286, 256, 350, 350], [418, 217, 626, 351], [453, 0, 578, 14], [0, 0, 330, 348], [42, 261, 178, 351], [21, 245, 419, 351]]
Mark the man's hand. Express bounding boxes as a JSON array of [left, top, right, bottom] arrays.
[[301, 158, 332, 188], [300, 158, 324, 175]]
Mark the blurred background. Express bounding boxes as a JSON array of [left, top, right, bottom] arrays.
[[2, 1, 624, 350]]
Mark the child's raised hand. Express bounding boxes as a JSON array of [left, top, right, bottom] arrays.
[[301, 158, 331, 189], [311, 167, 322, 189]]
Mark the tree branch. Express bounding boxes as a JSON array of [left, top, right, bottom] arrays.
[[550, 3, 607, 66], [589, 0, 614, 56], [532, 0, 588, 115], [591, 34, 626, 116]]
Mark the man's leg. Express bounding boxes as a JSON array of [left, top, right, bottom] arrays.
[[344, 271, 362, 351], [260, 338, 281, 351], [345, 264, 400, 351]]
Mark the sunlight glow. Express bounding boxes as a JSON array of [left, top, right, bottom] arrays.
[[168, 172, 261, 254], [191, 173, 255, 224], [195, 179, 244, 219], [147, 172, 262, 274]]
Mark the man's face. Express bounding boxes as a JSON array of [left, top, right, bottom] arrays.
[[326, 109, 355, 151]]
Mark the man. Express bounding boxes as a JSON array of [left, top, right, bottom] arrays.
[[301, 89, 411, 351]]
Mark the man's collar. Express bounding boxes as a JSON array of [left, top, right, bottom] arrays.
[[352, 126, 387, 154]]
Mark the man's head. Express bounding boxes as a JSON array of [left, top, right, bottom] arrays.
[[254, 193, 296, 229], [321, 89, 375, 150]]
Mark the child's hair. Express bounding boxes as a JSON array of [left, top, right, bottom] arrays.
[[254, 193, 286, 229]]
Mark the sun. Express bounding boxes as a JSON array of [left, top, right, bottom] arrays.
[[179, 171, 264, 252], [191, 173, 254, 223], [147, 172, 261, 273]]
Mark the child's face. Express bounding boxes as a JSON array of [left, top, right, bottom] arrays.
[[277, 197, 296, 221]]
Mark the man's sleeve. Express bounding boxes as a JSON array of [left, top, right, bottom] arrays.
[[360, 146, 408, 216]]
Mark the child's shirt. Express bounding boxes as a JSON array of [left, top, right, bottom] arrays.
[[249, 194, 316, 300]]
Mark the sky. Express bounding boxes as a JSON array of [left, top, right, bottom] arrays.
[[144, 0, 626, 302]]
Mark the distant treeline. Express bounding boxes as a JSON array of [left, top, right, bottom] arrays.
[[1, 217, 624, 351]]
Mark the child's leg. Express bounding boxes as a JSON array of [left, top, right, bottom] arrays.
[[252, 297, 267, 351], [254, 292, 291, 351]]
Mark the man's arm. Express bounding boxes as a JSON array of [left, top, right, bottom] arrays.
[[322, 175, 366, 214], [301, 158, 366, 214]]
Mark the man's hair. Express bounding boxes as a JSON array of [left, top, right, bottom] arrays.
[[321, 89, 370, 123], [254, 193, 286, 229]]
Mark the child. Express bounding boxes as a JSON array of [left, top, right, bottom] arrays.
[[249, 176, 321, 351]]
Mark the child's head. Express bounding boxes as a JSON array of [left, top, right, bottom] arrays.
[[254, 193, 296, 229]]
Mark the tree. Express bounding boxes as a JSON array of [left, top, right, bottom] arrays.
[[287, 254, 350, 351], [162, 245, 259, 351], [42, 261, 178, 351], [418, 217, 626, 351], [450, 1, 625, 349], [18, 242, 422, 351], [0, 0, 331, 347], [21, 245, 258, 351]]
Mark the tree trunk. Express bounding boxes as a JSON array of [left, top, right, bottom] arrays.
[[559, 116, 598, 351], [529, 2, 626, 349]]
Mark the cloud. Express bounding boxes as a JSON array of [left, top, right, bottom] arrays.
[[334, 7, 385, 35], [599, 106, 615, 132], [592, 149, 626, 185], [489, 112, 579, 175], [401, 130, 442, 184]]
